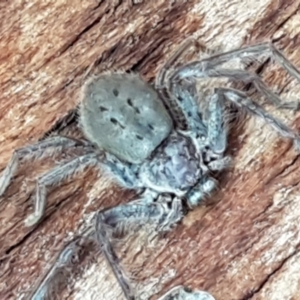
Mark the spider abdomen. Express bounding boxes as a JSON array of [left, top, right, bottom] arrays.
[[79, 73, 173, 164]]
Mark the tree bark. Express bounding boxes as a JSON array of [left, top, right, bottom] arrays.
[[1, 0, 300, 299]]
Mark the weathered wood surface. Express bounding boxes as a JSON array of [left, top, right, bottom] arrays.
[[1, 0, 300, 299]]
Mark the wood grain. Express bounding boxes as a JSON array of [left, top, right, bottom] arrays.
[[1, 1, 300, 299]]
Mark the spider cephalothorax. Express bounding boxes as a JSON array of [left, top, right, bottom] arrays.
[[1, 39, 300, 300]]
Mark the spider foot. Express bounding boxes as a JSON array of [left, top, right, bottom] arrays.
[[24, 212, 42, 227], [293, 138, 300, 152], [158, 286, 216, 300]]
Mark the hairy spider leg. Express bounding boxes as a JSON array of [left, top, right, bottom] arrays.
[[169, 43, 300, 149], [24, 148, 145, 227], [215, 87, 300, 149], [0, 136, 86, 198], [95, 193, 183, 300], [28, 233, 94, 300], [24, 153, 99, 227], [155, 38, 208, 130], [171, 42, 300, 110], [156, 38, 231, 161], [29, 192, 183, 300]]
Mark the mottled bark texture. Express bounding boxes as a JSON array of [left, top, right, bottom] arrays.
[[1, 1, 300, 299]]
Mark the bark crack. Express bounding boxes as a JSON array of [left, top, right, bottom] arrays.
[[243, 247, 300, 299]]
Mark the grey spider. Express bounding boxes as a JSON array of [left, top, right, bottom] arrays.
[[1, 38, 300, 300]]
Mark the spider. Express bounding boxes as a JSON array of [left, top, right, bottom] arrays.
[[1, 38, 300, 300]]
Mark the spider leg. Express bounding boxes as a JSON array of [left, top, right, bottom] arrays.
[[28, 228, 94, 300], [171, 80, 208, 134], [95, 192, 184, 300], [155, 38, 208, 128], [170, 42, 300, 110], [156, 39, 229, 155], [18, 144, 140, 227], [157, 285, 216, 300], [173, 82, 229, 152], [24, 153, 99, 227], [26, 193, 182, 300], [171, 82, 231, 170], [186, 176, 216, 207], [0, 136, 87, 198], [156, 38, 208, 89], [204, 92, 228, 152], [215, 87, 300, 148], [103, 152, 141, 189], [201, 92, 232, 171]]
